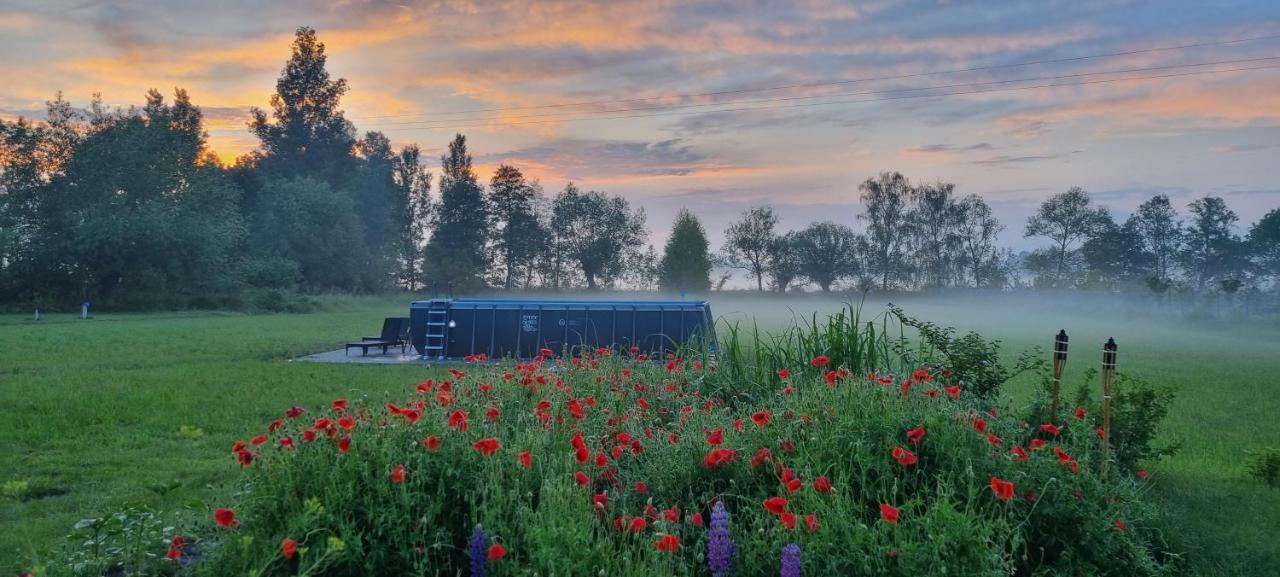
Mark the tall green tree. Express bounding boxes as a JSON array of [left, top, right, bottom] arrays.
[[550, 183, 646, 290], [353, 131, 397, 288], [792, 221, 860, 292], [721, 206, 778, 291], [909, 181, 962, 289], [955, 194, 1003, 288], [1181, 196, 1249, 290], [253, 176, 365, 291], [1248, 208, 1280, 285], [1024, 187, 1110, 287], [391, 145, 432, 290], [859, 171, 911, 290], [1081, 215, 1153, 288], [249, 27, 356, 189], [424, 134, 489, 291], [659, 209, 712, 292], [1133, 194, 1182, 281], [766, 232, 804, 292], [488, 164, 547, 289]]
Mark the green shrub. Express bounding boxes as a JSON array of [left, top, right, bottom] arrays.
[[889, 305, 1044, 398], [1248, 448, 1280, 488], [199, 351, 1179, 576], [1048, 369, 1180, 471], [39, 505, 186, 577]]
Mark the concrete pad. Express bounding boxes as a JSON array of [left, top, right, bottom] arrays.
[[296, 348, 432, 364]]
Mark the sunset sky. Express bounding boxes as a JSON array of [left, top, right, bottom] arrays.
[[2, 0, 1278, 250]]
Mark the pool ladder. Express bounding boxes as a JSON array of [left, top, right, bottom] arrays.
[[423, 300, 450, 360]]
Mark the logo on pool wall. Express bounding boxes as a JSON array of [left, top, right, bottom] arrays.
[[521, 314, 538, 332]]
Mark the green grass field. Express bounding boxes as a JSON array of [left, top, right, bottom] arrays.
[[2, 294, 1277, 575]]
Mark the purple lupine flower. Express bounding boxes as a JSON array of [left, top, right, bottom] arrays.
[[470, 525, 487, 577], [781, 543, 801, 577], [707, 501, 734, 577]]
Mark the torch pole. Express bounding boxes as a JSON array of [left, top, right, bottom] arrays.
[[1101, 338, 1117, 479], [1051, 330, 1068, 418]]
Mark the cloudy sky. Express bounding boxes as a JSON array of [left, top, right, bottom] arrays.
[[2, 0, 1278, 252]]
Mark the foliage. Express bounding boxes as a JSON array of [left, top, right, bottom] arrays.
[[197, 342, 1179, 576], [1249, 208, 1280, 285], [858, 171, 911, 291], [488, 165, 547, 290], [1247, 448, 1280, 489], [425, 134, 490, 291], [251, 177, 367, 292], [764, 232, 805, 292], [659, 209, 712, 292], [888, 306, 1043, 398], [40, 505, 184, 577], [1181, 196, 1250, 292], [1057, 369, 1180, 470], [790, 221, 861, 292], [549, 184, 647, 290], [1024, 187, 1111, 288], [721, 206, 779, 291]]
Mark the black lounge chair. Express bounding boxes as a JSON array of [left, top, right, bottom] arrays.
[[346, 317, 410, 356]]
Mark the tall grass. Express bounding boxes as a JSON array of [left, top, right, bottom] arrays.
[[708, 303, 907, 401]]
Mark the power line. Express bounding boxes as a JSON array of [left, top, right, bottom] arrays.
[[370, 55, 1280, 127], [352, 32, 1280, 120]]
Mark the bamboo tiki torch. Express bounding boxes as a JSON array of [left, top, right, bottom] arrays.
[[1101, 338, 1117, 479], [1051, 330, 1069, 418]]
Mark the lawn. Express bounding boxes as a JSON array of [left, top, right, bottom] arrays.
[[2, 293, 1277, 575]]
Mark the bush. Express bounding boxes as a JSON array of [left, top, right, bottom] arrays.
[[889, 306, 1044, 398], [39, 505, 188, 577], [200, 351, 1179, 576], [1045, 369, 1180, 471], [1247, 448, 1280, 488]]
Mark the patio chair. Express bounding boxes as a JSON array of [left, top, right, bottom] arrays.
[[346, 317, 410, 356]]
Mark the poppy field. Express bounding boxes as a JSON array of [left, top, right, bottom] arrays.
[[2, 294, 1278, 576]]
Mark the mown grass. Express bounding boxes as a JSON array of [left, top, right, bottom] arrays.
[[1, 293, 1277, 575]]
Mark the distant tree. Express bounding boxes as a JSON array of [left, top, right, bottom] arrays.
[[1024, 187, 1110, 287], [766, 232, 804, 292], [488, 165, 548, 289], [1133, 194, 1182, 281], [721, 206, 778, 291], [1180, 196, 1249, 291], [908, 181, 962, 289], [249, 27, 356, 188], [424, 134, 490, 291], [859, 171, 911, 290], [353, 131, 397, 287], [254, 176, 365, 291], [792, 222, 860, 292], [623, 244, 662, 290], [955, 194, 1003, 288], [391, 145, 432, 290], [1081, 215, 1153, 288], [659, 209, 712, 292], [550, 183, 646, 290], [1248, 208, 1280, 285]]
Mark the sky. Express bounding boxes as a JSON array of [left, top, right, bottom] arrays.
[[2, 0, 1279, 255]]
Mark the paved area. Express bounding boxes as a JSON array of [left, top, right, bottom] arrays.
[[297, 347, 434, 364]]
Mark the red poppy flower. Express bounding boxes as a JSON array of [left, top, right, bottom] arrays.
[[337, 436, 351, 454], [892, 446, 917, 467], [752, 410, 771, 427], [302, 430, 316, 443], [279, 436, 294, 449], [1011, 446, 1029, 461], [912, 368, 931, 383], [780, 512, 797, 529], [1074, 406, 1087, 420], [540, 347, 554, 358], [824, 370, 837, 385], [763, 496, 788, 515], [473, 437, 500, 457], [236, 450, 254, 467], [706, 428, 724, 445], [990, 476, 1014, 500], [786, 478, 803, 493], [986, 433, 1002, 446], [567, 398, 586, 420], [448, 410, 469, 431], [487, 543, 508, 560], [332, 398, 348, 412], [778, 368, 790, 379], [654, 534, 679, 552], [391, 464, 406, 483], [944, 386, 961, 399], [972, 418, 987, 433], [281, 537, 297, 560], [752, 448, 773, 468], [575, 471, 590, 486], [518, 451, 532, 468], [1136, 469, 1148, 480], [1069, 459, 1080, 474], [285, 405, 305, 418], [1054, 446, 1072, 464], [1114, 518, 1127, 530], [422, 435, 440, 450], [250, 434, 267, 446], [924, 388, 939, 398], [1039, 423, 1062, 436], [805, 513, 820, 533], [214, 508, 237, 528], [879, 503, 900, 524], [703, 448, 736, 468], [337, 415, 357, 431], [166, 535, 185, 560], [628, 517, 647, 532], [813, 475, 833, 493], [781, 438, 796, 453], [906, 426, 926, 445], [811, 355, 831, 367], [664, 505, 680, 523], [595, 452, 608, 467], [634, 481, 649, 493]]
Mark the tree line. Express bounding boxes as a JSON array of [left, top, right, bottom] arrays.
[[1, 27, 1277, 309]]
